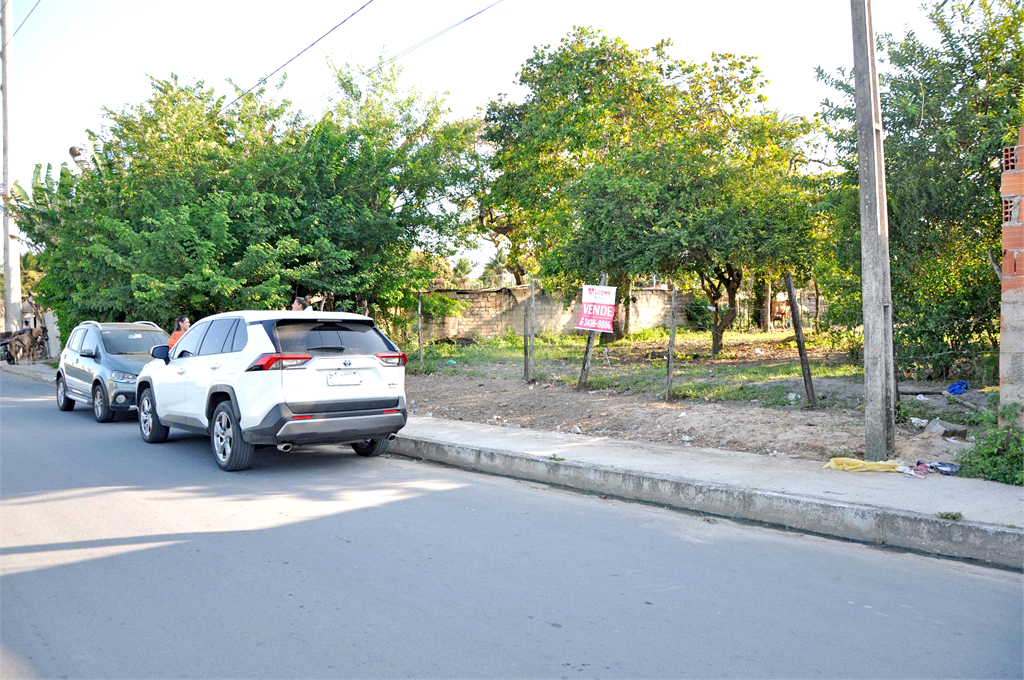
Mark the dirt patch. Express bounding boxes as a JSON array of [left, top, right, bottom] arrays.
[[407, 373, 899, 460], [405, 330, 989, 461]]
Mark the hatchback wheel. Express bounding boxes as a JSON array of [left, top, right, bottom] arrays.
[[92, 384, 115, 423], [138, 387, 169, 443], [56, 376, 75, 411], [211, 402, 255, 471]]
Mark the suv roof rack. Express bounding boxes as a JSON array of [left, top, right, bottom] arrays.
[[131, 321, 162, 329], [80, 320, 101, 328]]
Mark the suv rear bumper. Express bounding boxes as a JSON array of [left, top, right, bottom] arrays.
[[242, 403, 408, 446]]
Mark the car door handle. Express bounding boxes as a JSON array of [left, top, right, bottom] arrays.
[[176, 368, 186, 375], [210, 363, 221, 370]]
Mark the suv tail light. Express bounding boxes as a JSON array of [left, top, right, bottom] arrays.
[[246, 353, 313, 371], [375, 352, 407, 367]]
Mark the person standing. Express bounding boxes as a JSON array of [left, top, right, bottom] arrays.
[[168, 315, 190, 349]]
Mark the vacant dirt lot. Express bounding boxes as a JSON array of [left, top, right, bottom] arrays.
[[402, 329, 990, 462], [405, 372, 982, 462]]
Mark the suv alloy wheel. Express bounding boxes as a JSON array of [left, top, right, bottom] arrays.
[[138, 387, 170, 443], [211, 401, 255, 471]]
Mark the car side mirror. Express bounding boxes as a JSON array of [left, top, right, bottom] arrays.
[[80, 347, 96, 358], [151, 345, 170, 364]]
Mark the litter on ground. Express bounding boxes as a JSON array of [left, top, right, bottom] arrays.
[[823, 457, 901, 473], [947, 380, 969, 395]]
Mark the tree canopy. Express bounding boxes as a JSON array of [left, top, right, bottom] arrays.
[[12, 66, 481, 338], [816, 0, 1022, 377], [482, 27, 819, 350]]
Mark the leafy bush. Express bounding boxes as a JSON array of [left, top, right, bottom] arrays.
[[821, 325, 864, 364], [958, 406, 1023, 486], [685, 304, 713, 330], [494, 327, 524, 348]]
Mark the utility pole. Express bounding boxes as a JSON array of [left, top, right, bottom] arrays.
[[1, 0, 20, 333], [851, 0, 895, 461]]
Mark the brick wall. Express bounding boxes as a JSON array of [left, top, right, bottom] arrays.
[[418, 286, 695, 342], [1001, 127, 1024, 419]]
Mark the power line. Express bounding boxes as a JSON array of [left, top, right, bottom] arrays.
[[3, 0, 41, 49], [301, 0, 504, 112], [224, 0, 374, 110]]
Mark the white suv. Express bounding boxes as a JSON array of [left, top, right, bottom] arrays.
[[136, 311, 408, 471]]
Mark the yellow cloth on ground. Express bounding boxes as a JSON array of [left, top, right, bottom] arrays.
[[823, 457, 901, 473], [978, 385, 1000, 393]]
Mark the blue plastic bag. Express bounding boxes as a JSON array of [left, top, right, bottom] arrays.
[[948, 380, 969, 395]]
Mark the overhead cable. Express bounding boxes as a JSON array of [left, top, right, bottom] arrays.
[[3, 0, 42, 49], [225, 0, 374, 109], [301, 0, 505, 112]]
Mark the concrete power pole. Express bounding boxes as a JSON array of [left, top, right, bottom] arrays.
[[1, 0, 21, 333], [851, 0, 896, 461]]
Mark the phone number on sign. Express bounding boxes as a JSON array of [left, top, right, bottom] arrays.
[[577, 317, 613, 331]]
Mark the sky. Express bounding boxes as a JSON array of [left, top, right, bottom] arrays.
[[3, 0, 938, 271]]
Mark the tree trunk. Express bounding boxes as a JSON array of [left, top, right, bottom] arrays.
[[762, 277, 773, 332], [604, 273, 631, 343], [707, 264, 742, 357], [813, 279, 821, 328], [711, 314, 724, 355], [617, 277, 633, 340]]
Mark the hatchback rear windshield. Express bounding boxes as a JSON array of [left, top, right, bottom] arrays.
[[274, 321, 392, 356], [101, 329, 170, 354]]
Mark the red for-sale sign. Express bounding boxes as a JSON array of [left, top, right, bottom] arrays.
[[575, 285, 617, 333]]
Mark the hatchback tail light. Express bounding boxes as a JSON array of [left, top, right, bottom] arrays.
[[375, 352, 407, 367], [246, 353, 313, 371]]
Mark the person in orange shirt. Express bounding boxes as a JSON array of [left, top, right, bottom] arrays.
[[167, 315, 190, 349]]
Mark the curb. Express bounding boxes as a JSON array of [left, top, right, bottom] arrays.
[[0, 364, 56, 386], [392, 434, 1024, 571]]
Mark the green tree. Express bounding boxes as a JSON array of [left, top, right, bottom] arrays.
[[553, 42, 816, 354], [11, 65, 482, 338], [480, 248, 510, 287], [303, 62, 483, 317], [481, 28, 687, 334], [816, 0, 1022, 378], [451, 257, 474, 287]]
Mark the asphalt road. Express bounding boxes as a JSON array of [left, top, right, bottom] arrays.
[[2, 372, 1022, 679]]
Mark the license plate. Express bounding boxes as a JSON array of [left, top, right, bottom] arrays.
[[327, 371, 362, 386]]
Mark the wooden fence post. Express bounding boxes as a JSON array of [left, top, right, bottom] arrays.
[[785, 273, 816, 407], [523, 282, 534, 382], [530, 279, 536, 379], [417, 292, 424, 369], [665, 286, 677, 400]]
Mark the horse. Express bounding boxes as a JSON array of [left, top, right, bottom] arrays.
[[8, 326, 48, 364]]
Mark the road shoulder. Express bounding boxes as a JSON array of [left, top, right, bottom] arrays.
[[393, 416, 1024, 570]]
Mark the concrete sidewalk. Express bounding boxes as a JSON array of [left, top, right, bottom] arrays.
[[392, 417, 1024, 570], [0, 362, 56, 385]]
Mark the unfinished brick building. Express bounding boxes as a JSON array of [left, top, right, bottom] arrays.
[[1001, 127, 1024, 418]]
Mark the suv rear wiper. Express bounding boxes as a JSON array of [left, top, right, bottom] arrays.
[[306, 346, 347, 353]]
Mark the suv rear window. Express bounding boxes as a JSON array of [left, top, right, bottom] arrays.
[[101, 329, 170, 354], [274, 321, 391, 356]]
